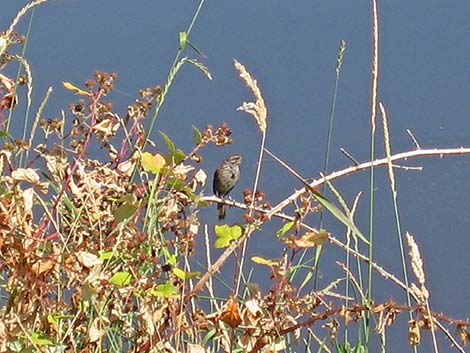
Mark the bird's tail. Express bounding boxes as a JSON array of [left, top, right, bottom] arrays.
[[217, 203, 226, 220]]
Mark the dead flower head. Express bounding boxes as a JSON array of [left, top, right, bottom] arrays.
[[234, 59, 267, 133], [406, 232, 425, 286]]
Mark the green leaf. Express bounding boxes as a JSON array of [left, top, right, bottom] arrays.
[[202, 327, 217, 345], [182, 187, 196, 201], [353, 344, 367, 353], [277, 221, 295, 237], [172, 267, 200, 280], [81, 284, 96, 310], [192, 125, 203, 144], [214, 235, 232, 248], [62, 81, 92, 96], [47, 312, 74, 325], [214, 224, 243, 248], [320, 179, 369, 244], [161, 247, 177, 266], [166, 178, 185, 190], [159, 131, 186, 164], [60, 195, 77, 218], [47, 313, 58, 325], [171, 148, 186, 164], [31, 332, 53, 345], [149, 282, 179, 298], [178, 31, 187, 50], [114, 203, 137, 223], [319, 192, 367, 243], [160, 131, 175, 153], [0, 130, 9, 138], [186, 39, 207, 58], [266, 150, 369, 245], [336, 343, 349, 353], [99, 250, 114, 261], [299, 271, 314, 292], [110, 271, 132, 286], [251, 256, 277, 266]]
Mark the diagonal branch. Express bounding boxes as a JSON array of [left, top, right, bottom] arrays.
[[265, 146, 470, 218], [192, 146, 470, 300]]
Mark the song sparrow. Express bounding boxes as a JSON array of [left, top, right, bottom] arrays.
[[213, 154, 243, 220]]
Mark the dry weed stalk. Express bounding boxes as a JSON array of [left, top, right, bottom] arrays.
[[234, 59, 267, 133], [406, 232, 439, 351], [406, 232, 426, 289], [231, 60, 269, 297], [5, 0, 50, 39]]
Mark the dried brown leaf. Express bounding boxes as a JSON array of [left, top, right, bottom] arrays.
[[187, 344, 207, 353], [244, 298, 263, 326], [294, 230, 329, 248], [0, 73, 14, 91], [11, 168, 48, 193], [408, 319, 421, 346], [193, 169, 207, 187], [117, 159, 135, 175], [31, 259, 54, 276], [22, 188, 34, 215], [76, 251, 102, 268], [93, 114, 119, 136], [89, 318, 104, 343], [173, 164, 195, 180], [219, 297, 242, 328]]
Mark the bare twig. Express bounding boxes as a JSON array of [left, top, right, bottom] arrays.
[[194, 146, 470, 300], [265, 146, 470, 218], [407, 129, 422, 149], [187, 223, 257, 299], [340, 148, 360, 165]]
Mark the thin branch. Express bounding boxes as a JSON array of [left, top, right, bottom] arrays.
[[192, 146, 470, 300], [265, 146, 470, 218], [407, 129, 422, 149]]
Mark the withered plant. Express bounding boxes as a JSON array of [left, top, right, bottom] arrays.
[[1, 2, 470, 353]]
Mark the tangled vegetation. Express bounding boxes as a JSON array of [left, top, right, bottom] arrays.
[[1, 1, 470, 353]]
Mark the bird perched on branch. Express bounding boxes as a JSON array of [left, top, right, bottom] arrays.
[[213, 154, 242, 220]]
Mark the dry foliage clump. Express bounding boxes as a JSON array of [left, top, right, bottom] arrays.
[[0, 62, 245, 350], [1, 3, 470, 353]]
